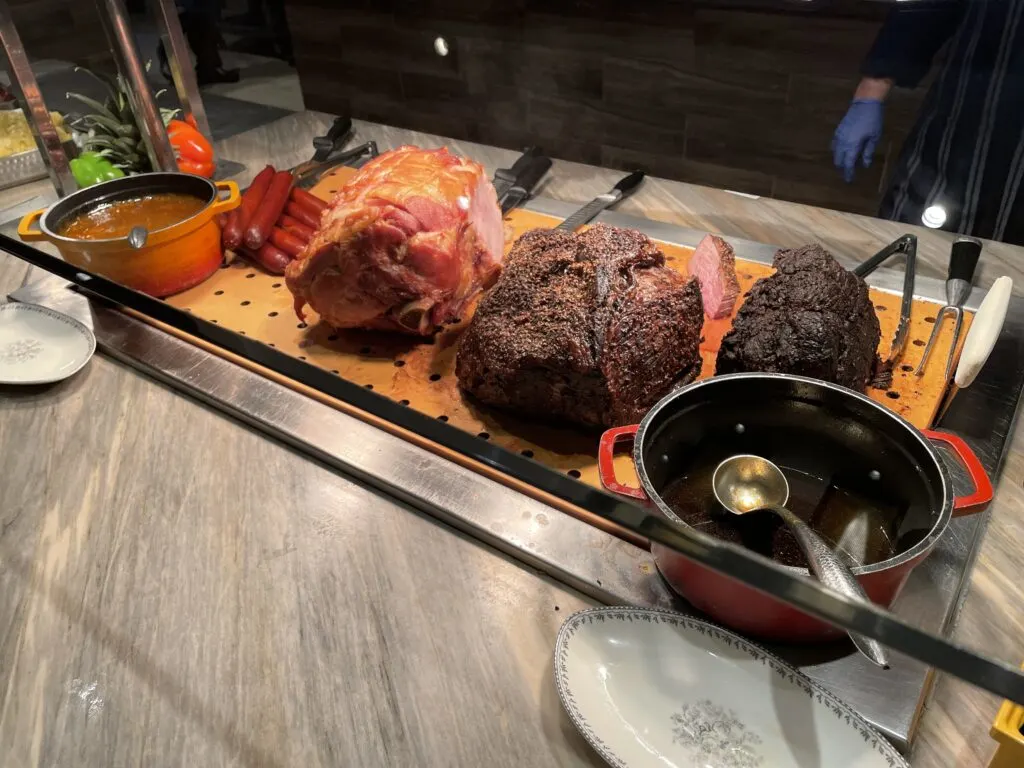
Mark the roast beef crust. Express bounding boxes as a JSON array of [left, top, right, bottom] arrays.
[[715, 244, 881, 391], [456, 224, 704, 427]]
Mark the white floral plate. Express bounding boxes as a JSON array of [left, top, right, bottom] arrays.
[[554, 608, 908, 768], [0, 303, 95, 384]]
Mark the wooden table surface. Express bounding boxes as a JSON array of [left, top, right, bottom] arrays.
[[2, 112, 1022, 767]]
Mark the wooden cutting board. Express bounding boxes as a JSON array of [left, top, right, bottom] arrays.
[[163, 166, 969, 494]]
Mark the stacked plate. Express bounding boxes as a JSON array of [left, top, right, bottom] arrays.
[[555, 607, 908, 768], [0, 303, 95, 385]]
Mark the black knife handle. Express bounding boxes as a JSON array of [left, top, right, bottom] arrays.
[[614, 170, 645, 197], [949, 237, 982, 283], [313, 116, 354, 159], [324, 116, 353, 143]]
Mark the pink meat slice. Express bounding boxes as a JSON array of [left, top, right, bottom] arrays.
[[690, 234, 740, 319], [286, 145, 504, 335]]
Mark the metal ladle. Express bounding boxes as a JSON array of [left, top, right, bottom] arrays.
[[127, 226, 148, 249], [712, 454, 890, 669]]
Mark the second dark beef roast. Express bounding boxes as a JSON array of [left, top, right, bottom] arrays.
[[456, 225, 704, 427], [716, 244, 880, 390]]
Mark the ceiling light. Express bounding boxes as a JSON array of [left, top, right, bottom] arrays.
[[922, 204, 947, 229]]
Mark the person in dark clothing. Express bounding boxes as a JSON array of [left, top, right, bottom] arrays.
[[832, 1, 1024, 245], [158, 0, 239, 86]]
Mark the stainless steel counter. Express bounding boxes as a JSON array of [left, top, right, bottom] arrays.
[[3, 111, 1024, 767]]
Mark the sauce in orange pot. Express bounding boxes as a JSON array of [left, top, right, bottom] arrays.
[[57, 193, 205, 240]]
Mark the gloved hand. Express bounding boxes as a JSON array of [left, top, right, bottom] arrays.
[[832, 99, 884, 183]]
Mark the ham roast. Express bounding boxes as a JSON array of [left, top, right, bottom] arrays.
[[285, 145, 504, 335]]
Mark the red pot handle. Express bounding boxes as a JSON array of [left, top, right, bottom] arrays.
[[597, 424, 647, 500], [921, 429, 993, 516]]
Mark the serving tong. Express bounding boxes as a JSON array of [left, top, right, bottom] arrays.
[[291, 116, 380, 189], [854, 233, 917, 364], [915, 237, 982, 379]]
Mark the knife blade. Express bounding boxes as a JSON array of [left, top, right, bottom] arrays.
[[555, 170, 646, 231], [4, 232, 1024, 706], [500, 156, 552, 214], [492, 147, 541, 201]]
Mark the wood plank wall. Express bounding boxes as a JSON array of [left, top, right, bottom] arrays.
[[9, 0, 112, 71], [287, 0, 931, 216]]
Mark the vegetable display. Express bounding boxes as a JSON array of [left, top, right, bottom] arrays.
[[167, 117, 215, 178], [66, 67, 217, 185], [69, 151, 125, 187], [67, 69, 152, 179]]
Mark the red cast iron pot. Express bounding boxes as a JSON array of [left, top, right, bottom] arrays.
[[598, 373, 993, 642]]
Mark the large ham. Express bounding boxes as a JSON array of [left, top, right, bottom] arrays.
[[285, 145, 504, 335]]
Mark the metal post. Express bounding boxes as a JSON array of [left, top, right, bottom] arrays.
[[0, 1, 76, 196], [96, 0, 177, 172], [149, 0, 212, 142]]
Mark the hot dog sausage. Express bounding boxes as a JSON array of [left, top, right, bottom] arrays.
[[223, 165, 274, 249], [244, 242, 292, 275], [279, 214, 315, 241], [289, 186, 328, 215], [244, 170, 294, 250], [269, 226, 307, 257], [284, 200, 320, 230]]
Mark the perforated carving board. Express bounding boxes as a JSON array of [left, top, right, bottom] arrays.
[[161, 166, 970, 496]]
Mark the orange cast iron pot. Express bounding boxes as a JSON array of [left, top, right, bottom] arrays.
[[18, 172, 240, 298]]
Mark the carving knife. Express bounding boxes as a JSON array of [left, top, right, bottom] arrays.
[[556, 170, 646, 231], [499, 155, 552, 214], [492, 146, 541, 201], [5, 231, 1024, 704]]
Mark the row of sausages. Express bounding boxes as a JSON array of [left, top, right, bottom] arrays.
[[221, 165, 328, 274]]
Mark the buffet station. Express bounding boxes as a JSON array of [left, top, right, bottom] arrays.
[[3, 3, 1024, 767]]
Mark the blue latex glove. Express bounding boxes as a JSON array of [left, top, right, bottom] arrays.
[[832, 99, 884, 183]]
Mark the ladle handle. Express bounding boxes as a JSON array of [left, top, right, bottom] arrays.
[[768, 506, 890, 670]]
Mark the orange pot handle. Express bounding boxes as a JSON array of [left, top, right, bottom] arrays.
[[921, 429, 993, 516], [597, 424, 647, 500], [17, 209, 47, 242], [210, 181, 241, 215]]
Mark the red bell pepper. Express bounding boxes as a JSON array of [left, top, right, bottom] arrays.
[[167, 118, 215, 177]]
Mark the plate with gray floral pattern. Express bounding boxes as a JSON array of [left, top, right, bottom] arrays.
[[0, 303, 95, 385], [554, 607, 908, 768]]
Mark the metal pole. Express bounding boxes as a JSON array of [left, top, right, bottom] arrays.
[[149, 0, 212, 142], [95, 0, 177, 172], [0, 1, 76, 196]]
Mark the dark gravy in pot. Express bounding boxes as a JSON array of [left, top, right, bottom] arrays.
[[660, 461, 902, 569]]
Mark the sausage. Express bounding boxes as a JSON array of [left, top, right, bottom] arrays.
[[243, 242, 292, 275], [223, 165, 274, 249], [269, 226, 307, 257], [279, 214, 315, 241], [289, 186, 328, 215], [244, 170, 294, 250], [284, 200, 320, 230]]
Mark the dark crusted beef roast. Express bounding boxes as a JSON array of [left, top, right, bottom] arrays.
[[716, 244, 880, 390], [456, 224, 704, 427]]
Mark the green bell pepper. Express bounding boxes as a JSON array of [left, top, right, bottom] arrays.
[[70, 151, 125, 188]]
